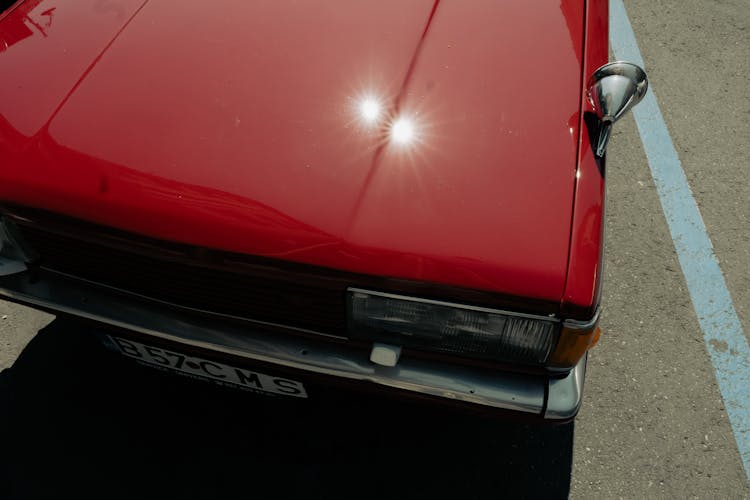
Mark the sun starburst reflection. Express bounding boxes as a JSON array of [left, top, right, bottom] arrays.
[[359, 96, 381, 124], [350, 89, 425, 151], [390, 117, 416, 145]]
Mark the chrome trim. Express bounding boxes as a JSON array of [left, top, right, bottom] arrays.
[[562, 307, 601, 330], [0, 271, 583, 416], [545, 354, 587, 419], [545, 309, 600, 374], [348, 287, 560, 323]]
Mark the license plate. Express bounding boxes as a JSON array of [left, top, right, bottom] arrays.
[[104, 335, 307, 398]]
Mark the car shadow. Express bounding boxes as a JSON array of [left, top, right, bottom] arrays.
[[0, 319, 574, 499]]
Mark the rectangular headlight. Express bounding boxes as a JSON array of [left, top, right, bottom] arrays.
[[0, 217, 34, 276], [348, 288, 559, 364]]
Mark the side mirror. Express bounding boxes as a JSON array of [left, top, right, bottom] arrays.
[[587, 61, 648, 157]]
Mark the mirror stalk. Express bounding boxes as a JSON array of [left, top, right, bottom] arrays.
[[587, 62, 648, 157]]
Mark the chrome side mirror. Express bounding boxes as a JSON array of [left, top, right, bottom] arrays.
[[587, 61, 648, 157]]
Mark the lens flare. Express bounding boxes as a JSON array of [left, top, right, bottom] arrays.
[[359, 96, 381, 124], [390, 117, 415, 145]]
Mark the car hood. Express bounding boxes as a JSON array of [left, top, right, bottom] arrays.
[[0, 0, 586, 303]]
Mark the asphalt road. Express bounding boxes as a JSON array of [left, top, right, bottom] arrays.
[[1, 0, 749, 498]]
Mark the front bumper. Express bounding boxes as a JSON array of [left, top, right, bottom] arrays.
[[0, 269, 586, 419]]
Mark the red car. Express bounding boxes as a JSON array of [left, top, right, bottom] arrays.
[[0, 0, 645, 420]]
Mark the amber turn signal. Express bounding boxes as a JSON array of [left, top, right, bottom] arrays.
[[548, 323, 601, 368]]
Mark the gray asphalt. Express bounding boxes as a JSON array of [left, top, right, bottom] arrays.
[[570, 0, 750, 497], [1, 0, 748, 498]]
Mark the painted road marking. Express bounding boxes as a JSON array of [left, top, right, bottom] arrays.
[[610, 0, 750, 482]]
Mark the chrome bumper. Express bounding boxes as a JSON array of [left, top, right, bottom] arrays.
[[0, 270, 586, 419]]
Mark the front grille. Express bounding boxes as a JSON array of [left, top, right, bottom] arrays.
[[4, 204, 562, 353], [17, 224, 349, 335]]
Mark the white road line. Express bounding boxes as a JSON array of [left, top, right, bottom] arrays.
[[610, 0, 750, 482]]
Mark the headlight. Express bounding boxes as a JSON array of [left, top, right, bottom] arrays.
[[348, 288, 559, 364], [0, 217, 34, 276]]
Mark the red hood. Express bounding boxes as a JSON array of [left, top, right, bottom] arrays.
[[0, 0, 586, 303]]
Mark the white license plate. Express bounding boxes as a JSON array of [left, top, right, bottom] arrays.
[[105, 335, 307, 398]]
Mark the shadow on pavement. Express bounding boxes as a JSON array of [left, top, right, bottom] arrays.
[[0, 319, 574, 499]]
